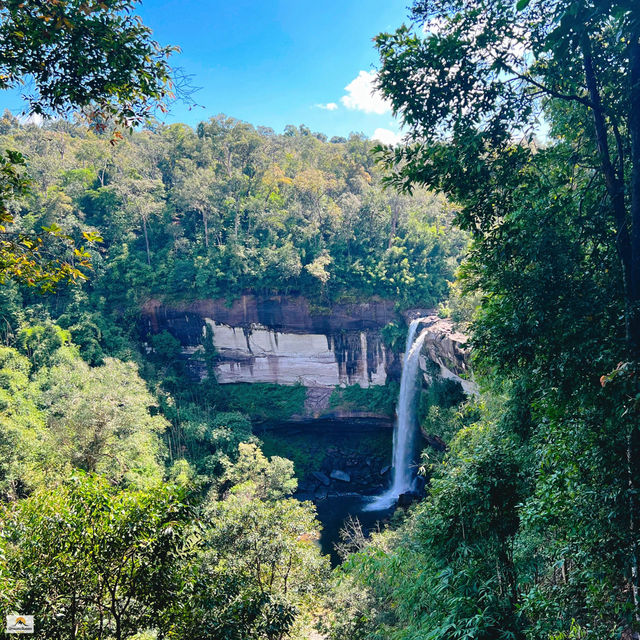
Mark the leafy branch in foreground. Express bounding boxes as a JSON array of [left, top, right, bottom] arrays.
[[0, 149, 102, 291], [0, 0, 177, 289], [0, 0, 179, 132]]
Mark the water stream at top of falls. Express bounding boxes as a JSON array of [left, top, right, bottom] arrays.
[[365, 318, 429, 511]]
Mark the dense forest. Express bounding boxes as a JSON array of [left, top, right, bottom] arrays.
[[0, 111, 466, 307], [0, 91, 467, 640], [1, 0, 640, 639]]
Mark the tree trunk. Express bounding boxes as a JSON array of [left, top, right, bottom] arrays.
[[141, 215, 151, 266], [581, 38, 634, 339], [629, 29, 640, 358], [583, 32, 640, 623], [627, 24, 640, 622], [202, 208, 209, 248]]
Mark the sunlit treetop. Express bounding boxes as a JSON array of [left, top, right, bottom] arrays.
[[375, 0, 638, 145]]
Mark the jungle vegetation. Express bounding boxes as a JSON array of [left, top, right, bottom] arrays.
[[325, 0, 640, 639], [2, 0, 640, 639]]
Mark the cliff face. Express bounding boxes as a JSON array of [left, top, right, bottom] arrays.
[[139, 297, 475, 398], [140, 295, 398, 388], [413, 314, 476, 395]]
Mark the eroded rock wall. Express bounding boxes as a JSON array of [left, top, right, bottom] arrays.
[[206, 321, 387, 387], [139, 297, 475, 396], [140, 295, 397, 388], [412, 313, 476, 395]]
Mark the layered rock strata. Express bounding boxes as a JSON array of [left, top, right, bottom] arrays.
[[140, 297, 475, 397], [141, 295, 396, 388]]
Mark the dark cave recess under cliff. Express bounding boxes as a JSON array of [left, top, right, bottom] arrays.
[[255, 418, 394, 499]]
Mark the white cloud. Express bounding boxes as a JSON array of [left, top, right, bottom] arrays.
[[315, 102, 338, 111], [341, 70, 392, 115], [371, 128, 403, 147], [22, 112, 44, 126], [371, 128, 403, 146]]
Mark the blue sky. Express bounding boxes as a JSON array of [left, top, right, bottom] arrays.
[[2, 0, 411, 143]]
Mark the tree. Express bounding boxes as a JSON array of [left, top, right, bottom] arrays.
[[0, 148, 99, 290], [36, 355, 167, 488], [0, 0, 176, 130], [376, 0, 639, 354], [187, 445, 328, 640], [172, 160, 218, 248], [116, 176, 165, 266], [0, 346, 45, 500], [220, 443, 297, 501], [0, 0, 177, 289], [372, 0, 640, 635], [0, 473, 195, 640]]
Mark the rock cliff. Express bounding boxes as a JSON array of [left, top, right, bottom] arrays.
[[413, 313, 477, 395], [141, 295, 397, 388], [140, 297, 475, 396]]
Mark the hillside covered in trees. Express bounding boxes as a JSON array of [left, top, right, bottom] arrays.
[[0, 111, 466, 311], [0, 110, 468, 638]]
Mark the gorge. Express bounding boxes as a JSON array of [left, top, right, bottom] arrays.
[[0, 0, 636, 634], [141, 294, 474, 559]]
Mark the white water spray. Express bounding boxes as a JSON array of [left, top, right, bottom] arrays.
[[365, 319, 429, 510]]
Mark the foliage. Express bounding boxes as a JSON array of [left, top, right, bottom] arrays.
[[0, 0, 176, 289], [219, 383, 307, 422], [176, 409, 254, 481], [329, 382, 399, 417], [0, 342, 329, 638], [35, 355, 168, 488], [219, 442, 297, 501], [380, 320, 408, 352], [0, 115, 466, 308], [186, 445, 330, 640], [326, 1, 640, 638], [0, 473, 196, 640], [0, 345, 45, 501], [437, 279, 482, 331], [0, 328, 168, 497], [0, 148, 100, 290], [0, 0, 176, 130], [17, 320, 73, 367], [327, 409, 526, 640]]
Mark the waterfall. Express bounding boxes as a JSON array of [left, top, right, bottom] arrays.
[[365, 319, 429, 510]]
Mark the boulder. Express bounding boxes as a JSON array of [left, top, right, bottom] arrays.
[[311, 471, 330, 486], [397, 492, 420, 508], [314, 487, 328, 500], [330, 470, 351, 482]]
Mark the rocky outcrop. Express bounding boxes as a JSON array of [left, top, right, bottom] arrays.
[[139, 297, 475, 395], [141, 295, 398, 388], [410, 313, 477, 395], [330, 470, 351, 483]]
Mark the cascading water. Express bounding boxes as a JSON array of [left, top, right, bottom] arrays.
[[365, 318, 429, 510]]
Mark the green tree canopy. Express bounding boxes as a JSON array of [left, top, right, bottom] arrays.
[[0, 0, 177, 289], [0, 473, 196, 640]]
